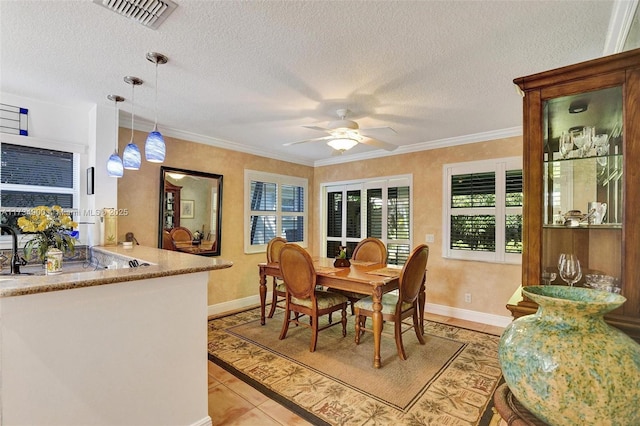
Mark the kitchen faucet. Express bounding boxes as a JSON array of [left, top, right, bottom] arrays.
[[0, 225, 27, 274]]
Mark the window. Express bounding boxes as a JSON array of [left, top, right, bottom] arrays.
[[244, 170, 308, 254], [0, 142, 80, 242], [443, 157, 522, 263], [323, 175, 412, 265]]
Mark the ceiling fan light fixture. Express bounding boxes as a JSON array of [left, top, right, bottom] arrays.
[[327, 138, 359, 151]]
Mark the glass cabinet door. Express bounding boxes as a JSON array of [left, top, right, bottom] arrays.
[[541, 86, 623, 291]]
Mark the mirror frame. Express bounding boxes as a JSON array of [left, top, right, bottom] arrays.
[[158, 166, 223, 256]]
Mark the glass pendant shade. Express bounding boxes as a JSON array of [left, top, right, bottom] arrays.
[[327, 138, 359, 151], [107, 151, 124, 178], [145, 129, 166, 163], [123, 142, 141, 170]]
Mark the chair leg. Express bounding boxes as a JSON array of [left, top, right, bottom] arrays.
[[310, 313, 319, 352], [267, 279, 278, 318], [279, 308, 291, 340], [354, 314, 361, 344], [395, 319, 407, 360], [349, 298, 356, 315], [413, 310, 425, 344], [340, 306, 347, 337]]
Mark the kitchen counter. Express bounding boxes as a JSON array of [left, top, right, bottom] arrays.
[[1, 245, 232, 426], [0, 244, 232, 297]]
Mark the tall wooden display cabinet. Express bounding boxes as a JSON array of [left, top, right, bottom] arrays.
[[507, 48, 640, 341]]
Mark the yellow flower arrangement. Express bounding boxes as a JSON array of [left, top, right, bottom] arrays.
[[17, 205, 79, 262]]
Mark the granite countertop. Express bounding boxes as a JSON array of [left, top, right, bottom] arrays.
[[0, 245, 232, 298]]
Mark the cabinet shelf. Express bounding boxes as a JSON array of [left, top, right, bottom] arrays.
[[543, 224, 622, 229]]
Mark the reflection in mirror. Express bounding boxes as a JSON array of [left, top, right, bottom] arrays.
[[158, 166, 223, 256]]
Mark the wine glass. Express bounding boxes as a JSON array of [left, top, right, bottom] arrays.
[[570, 129, 585, 157], [559, 132, 573, 159], [558, 254, 582, 286], [541, 271, 557, 285]]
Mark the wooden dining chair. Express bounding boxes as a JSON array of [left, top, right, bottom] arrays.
[[335, 237, 388, 314], [354, 244, 429, 361], [266, 237, 287, 318], [279, 243, 348, 352], [169, 226, 193, 250]]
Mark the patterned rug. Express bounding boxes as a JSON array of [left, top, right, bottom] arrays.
[[208, 307, 502, 425]]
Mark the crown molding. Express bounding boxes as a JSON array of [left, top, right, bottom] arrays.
[[603, 0, 639, 55], [313, 127, 523, 167], [128, 116, 316, 167]]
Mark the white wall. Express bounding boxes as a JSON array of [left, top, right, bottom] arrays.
[[0, 92, 117, 246]]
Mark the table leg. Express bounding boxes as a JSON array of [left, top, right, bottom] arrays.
[[259, 269, 267, 325], [372, 286, 384, 368], [419, 274, 426, 335]]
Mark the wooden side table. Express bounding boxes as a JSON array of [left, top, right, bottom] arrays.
[[492, 383, 548, 425]]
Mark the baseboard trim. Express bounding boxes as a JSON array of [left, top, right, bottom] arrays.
[[208, 294, 263, 317], [190, 415, 212, 426], [208, 293, 512, 327], [425, 302, 513, 328]]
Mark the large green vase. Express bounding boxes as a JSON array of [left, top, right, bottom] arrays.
[[498, 285, 640, 426]]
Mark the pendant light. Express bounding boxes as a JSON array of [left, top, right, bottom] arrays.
[[145, 52, 168, 163], [123, 76, 143, 170], [106, 94, 124, 178]]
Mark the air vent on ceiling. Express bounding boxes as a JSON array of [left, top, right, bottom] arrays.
[[93, 0, 178, 30]]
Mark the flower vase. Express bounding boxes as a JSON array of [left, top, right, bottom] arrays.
[[333, 258, 350, 267], [102, 208, 117, 246], [46, 247, 63, 275], [498, 286, 640, 426]]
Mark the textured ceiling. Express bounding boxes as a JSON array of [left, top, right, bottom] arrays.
[[0, 1, 629, 166]]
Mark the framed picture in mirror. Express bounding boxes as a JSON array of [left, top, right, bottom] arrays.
[[181, 200, 194, 218]]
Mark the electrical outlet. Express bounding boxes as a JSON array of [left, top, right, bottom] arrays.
[[464, 293, 472, 303], [425, 234, 435, 243]]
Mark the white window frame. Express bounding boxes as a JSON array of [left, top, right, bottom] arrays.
[[0, 137, 82, 250], [442, 156, 522, 264], [243, 169, 308, 254], [321, 174, 413, 262]]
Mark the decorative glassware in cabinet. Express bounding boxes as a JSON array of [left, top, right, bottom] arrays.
[[541, 85, 623, 290]]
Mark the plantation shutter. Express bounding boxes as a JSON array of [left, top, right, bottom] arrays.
[[450, 171, 496, 252]]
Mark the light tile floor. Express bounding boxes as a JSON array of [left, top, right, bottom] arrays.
[[208, 311, 505, 425]]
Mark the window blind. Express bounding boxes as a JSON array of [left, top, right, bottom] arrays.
[[450, 215, 496, 252], [1, 144, 74, 188], [451, 172, 496, 208]]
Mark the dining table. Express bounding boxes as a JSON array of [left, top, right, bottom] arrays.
[[175, 240, 216, 254], [258, 257, 426, 368]]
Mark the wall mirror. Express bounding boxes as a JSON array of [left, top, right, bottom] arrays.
[[158, 166, 223, 256]]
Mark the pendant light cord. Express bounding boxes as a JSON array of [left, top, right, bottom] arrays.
[[130, 80, 135, 143], [154, 61, 159, 130], [114, 98, 119, 154]]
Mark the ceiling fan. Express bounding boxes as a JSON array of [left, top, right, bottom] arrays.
[[283, 109, 398, 152]]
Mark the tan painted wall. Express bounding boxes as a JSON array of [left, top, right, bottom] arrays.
[[313, 136, 524, 317], [117, 129, 523, 317], [116, 129, 314, 306]]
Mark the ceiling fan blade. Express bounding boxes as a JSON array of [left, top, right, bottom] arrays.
[[359, 137, 398, 151], [302, 125, 330, 132], [282, 135, 333, 147], [360, 126, 397, 137]]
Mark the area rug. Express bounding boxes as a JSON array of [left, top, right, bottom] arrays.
[[208, 307, 503, 425]]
